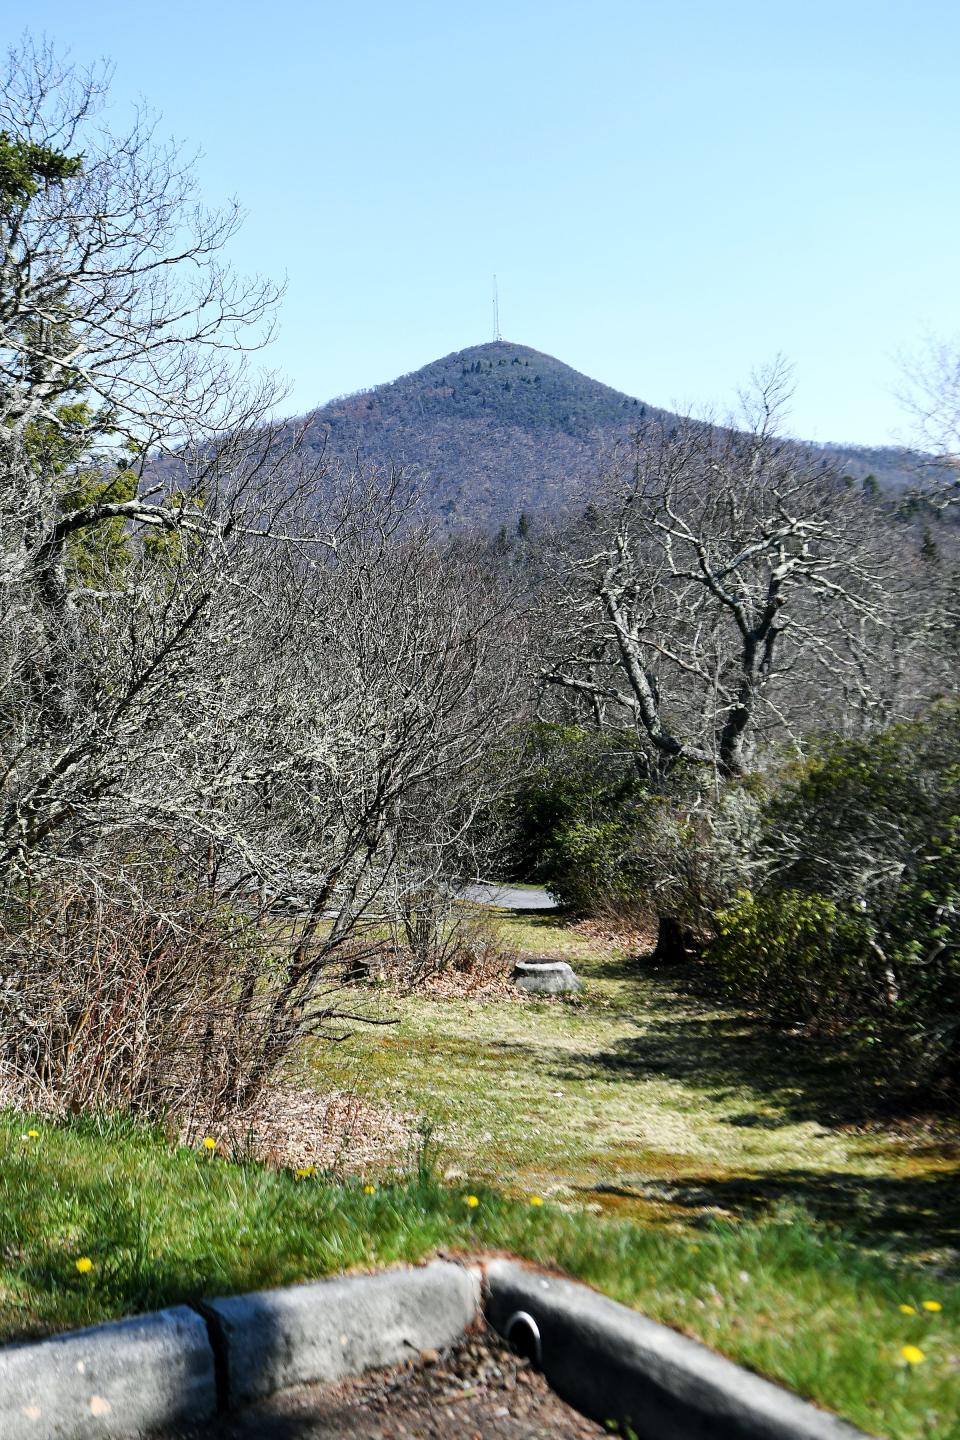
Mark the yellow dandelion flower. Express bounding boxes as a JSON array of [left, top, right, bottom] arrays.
[[465, 1194, 480, 1208], [75, 1257, 93, 1275], [921, 1301, 942, 1313], [899, 1304, 917, 1315], [529, 1195, 544, 1206], [363, 1184, 376, 1194], [901, 1345, 925, 1366], [202, 1137, 216, 1151], [294, 1166, 316, 1180], [26, 1129, 39, 1139]]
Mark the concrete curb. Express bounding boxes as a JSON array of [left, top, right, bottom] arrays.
[[1, 1305, 216, 1440], [0, 1262, 477, 1438], [0, 1256, 883, 1439], [483, 1258, 876, 1440], [202, 1259, 481, 1404]]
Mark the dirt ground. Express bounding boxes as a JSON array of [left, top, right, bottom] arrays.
[[168, 1328, 606, 1439]]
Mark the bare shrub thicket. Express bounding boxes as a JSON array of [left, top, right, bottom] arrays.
[[0, 867, 270, 1119], [385, 900, 516, 994], [1, 447, 521, 1118], [0, 41, 524, 1122]]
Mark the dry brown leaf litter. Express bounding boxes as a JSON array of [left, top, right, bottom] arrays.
[[184, 1084, 416, 1174]]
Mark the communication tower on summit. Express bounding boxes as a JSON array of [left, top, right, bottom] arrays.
[[492, 275, 502, 342]]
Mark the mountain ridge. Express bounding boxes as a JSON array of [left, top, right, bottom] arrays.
[[291, 341, 920, 527]]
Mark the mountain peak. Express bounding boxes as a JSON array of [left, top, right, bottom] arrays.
[[394, 340, 637, 403], [296, 345, 917, 529]]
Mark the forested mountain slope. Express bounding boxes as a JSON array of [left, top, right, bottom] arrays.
[[292, 341, 920, 529]]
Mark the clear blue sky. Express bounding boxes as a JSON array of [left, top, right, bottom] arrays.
[[8, 1, 959, 444]]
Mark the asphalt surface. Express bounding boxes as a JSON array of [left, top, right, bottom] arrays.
[[461, 881, 556, 910]]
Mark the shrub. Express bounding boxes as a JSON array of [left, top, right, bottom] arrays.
[[503, 722, 761, 933], [387, 889, 513, 990], [712, 706, 960, 1092], [711, 889, 873, 1025], [0, 865, 314, 1124], [503, 722, 647, 894]]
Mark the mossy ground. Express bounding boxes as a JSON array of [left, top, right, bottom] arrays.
[[309, 909, 960, 1269]]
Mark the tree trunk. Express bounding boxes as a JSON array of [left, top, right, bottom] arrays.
[[651, 914, 699, 965]]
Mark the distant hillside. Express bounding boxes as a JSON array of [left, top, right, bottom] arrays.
[[291, 341, 921, 529]]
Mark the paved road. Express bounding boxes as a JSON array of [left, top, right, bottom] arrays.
[[460, 881, 556, 910]]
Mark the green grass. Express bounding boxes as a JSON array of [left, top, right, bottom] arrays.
[[309, 910, 960, 1269], [0, 1108, 957, 1439], [2, 908, 958, 1437]]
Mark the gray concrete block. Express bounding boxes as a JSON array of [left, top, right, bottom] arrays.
[[484, 1259, 876, 1440], [513, 961, 582, 995], [205, 1259, 480, 1404], [0, 1305, 217, 1439]]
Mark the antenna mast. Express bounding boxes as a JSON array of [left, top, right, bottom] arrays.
[[492, 274, 501, 342]]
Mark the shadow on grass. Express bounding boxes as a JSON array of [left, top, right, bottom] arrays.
[[527, 962, 960, 1265], [627, 1168, 960, 1270], [574, 1011, 862, 1125], [378, 939, 960, 1269], [506, 907, 575, 928], [583, 951, 657, 982], [568, 958, 953, 1129]]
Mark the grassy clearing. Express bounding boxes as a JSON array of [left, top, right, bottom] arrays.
[[0, 1109, 957, 1439], [310, 909, 960, 1269]]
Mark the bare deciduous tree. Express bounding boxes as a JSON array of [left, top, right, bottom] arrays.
[[898, 336, 960, 504], [542, 366, 905, 781], [0, 37, 280, 443], [532, 367, 955, 960]]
